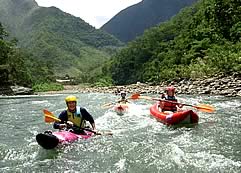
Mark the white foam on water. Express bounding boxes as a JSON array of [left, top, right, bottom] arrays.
[[114, 158, 126, 171], [185, 151, 241, 172], [214, 99, 241, 110], [31, 100, 48, 104], [95, 103, 159, 135]]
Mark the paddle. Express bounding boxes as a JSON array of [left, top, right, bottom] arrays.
[[134, 95, 215, 113], [101, 93, 140, 109], [43, 109, 113, 135], [101, 102, 116, 109], [128, 93, 141, 100]]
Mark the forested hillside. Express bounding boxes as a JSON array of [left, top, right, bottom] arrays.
[[103, 0, 241, 85], [0, 23, 55, 87], [0, 0, 123, 84], [101, 0, 197, 42]]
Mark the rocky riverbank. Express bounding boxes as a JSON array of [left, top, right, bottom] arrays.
[[0, 85, 33, 96], [1, 74, 240, 97], [76, 73, 241, 97]]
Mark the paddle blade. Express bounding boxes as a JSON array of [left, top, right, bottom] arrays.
[[43, 109, 61, 123], [98, 131, 113, 136], [43, 109, 54, 116], [129, 93, 140, 100], [92, 130, 113, 136], [129, 94, 153, 101], [194, 104, 215, 113]]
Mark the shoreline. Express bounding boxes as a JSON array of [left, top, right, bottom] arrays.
[[41, 73, 241, 97], [1, 73, 241, 97]]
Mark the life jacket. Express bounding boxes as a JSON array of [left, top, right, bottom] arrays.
[[162, 96, 177, 112], [67, 106, 86, 128]]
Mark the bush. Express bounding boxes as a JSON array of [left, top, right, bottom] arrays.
[[32, 83, 64, 92]]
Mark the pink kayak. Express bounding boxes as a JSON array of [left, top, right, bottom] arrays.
[[36, 130, 94, 149], [150, 103, 199, 126], [113, 103, 128, 115]]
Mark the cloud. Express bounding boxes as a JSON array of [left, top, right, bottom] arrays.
[[35, 0, 142, 28]]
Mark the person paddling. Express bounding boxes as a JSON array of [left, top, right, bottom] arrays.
[[117, 91, 129, 104], [159, 86, 183, 112], [53, 95, 96, 134]]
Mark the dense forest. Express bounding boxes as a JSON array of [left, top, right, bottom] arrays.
[[102, 0, 241, 85], [0, 0, 122, 86], [0, 22, 56, 87], [1, 0, 241, 91]]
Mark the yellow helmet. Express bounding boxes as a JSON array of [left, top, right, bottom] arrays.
[[65, 95, 77, 102]]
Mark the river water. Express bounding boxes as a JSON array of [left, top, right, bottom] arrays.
[[0, 93, 240, 173]]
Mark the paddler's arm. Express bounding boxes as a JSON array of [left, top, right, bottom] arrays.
[[53, 110, 68, 129], [177, 103, 184, 108], [90, 122, 96, 131], [81, 108, 96, 130]]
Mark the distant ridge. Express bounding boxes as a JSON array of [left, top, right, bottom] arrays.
[[101, 0, 197, 42]]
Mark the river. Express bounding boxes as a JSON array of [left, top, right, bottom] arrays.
[[0, 93, 240, 173]]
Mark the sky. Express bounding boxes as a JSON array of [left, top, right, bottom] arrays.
[[35, 0, 142, 28]]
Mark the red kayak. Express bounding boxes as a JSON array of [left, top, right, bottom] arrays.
[[150, 103, 199, 126], [113, 103, 128, 115], [36, 130, 94, 149]]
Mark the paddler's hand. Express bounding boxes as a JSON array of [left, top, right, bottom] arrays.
[[178, 104, 184, 108], [59, 124, 67, 129], [92, 129, 101, 135], [67, 121, 74, 127]]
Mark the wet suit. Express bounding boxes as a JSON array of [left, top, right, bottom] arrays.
[[53, 107, 95, 134]]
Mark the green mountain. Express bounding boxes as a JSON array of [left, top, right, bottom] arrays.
[[0, 0, 123, 82], [104, 0, 241, 85], [101, 0, 197, 42], [0, 22, 54, 88]]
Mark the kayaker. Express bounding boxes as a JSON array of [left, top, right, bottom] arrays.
[[53, 95, 96, 134], [117, 91, 129, 104], [159, 86, 183, 112]]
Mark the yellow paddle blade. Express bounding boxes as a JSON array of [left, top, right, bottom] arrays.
[[43, 109, 61, 123], [194, 104, 215, 113], [43, 109, 54, 116]]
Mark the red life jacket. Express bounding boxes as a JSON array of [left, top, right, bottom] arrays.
[[162, 96, 177, 112]]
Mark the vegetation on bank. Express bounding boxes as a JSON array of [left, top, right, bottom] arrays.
[[32, 83, 64, 92], [0, 23, 56, 90], [102, 0, 241, 85], [0, 0, 123, 82], [0, 21, 113, 91]]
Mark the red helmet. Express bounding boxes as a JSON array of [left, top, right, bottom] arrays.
[[166, 86, 175, 92]]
